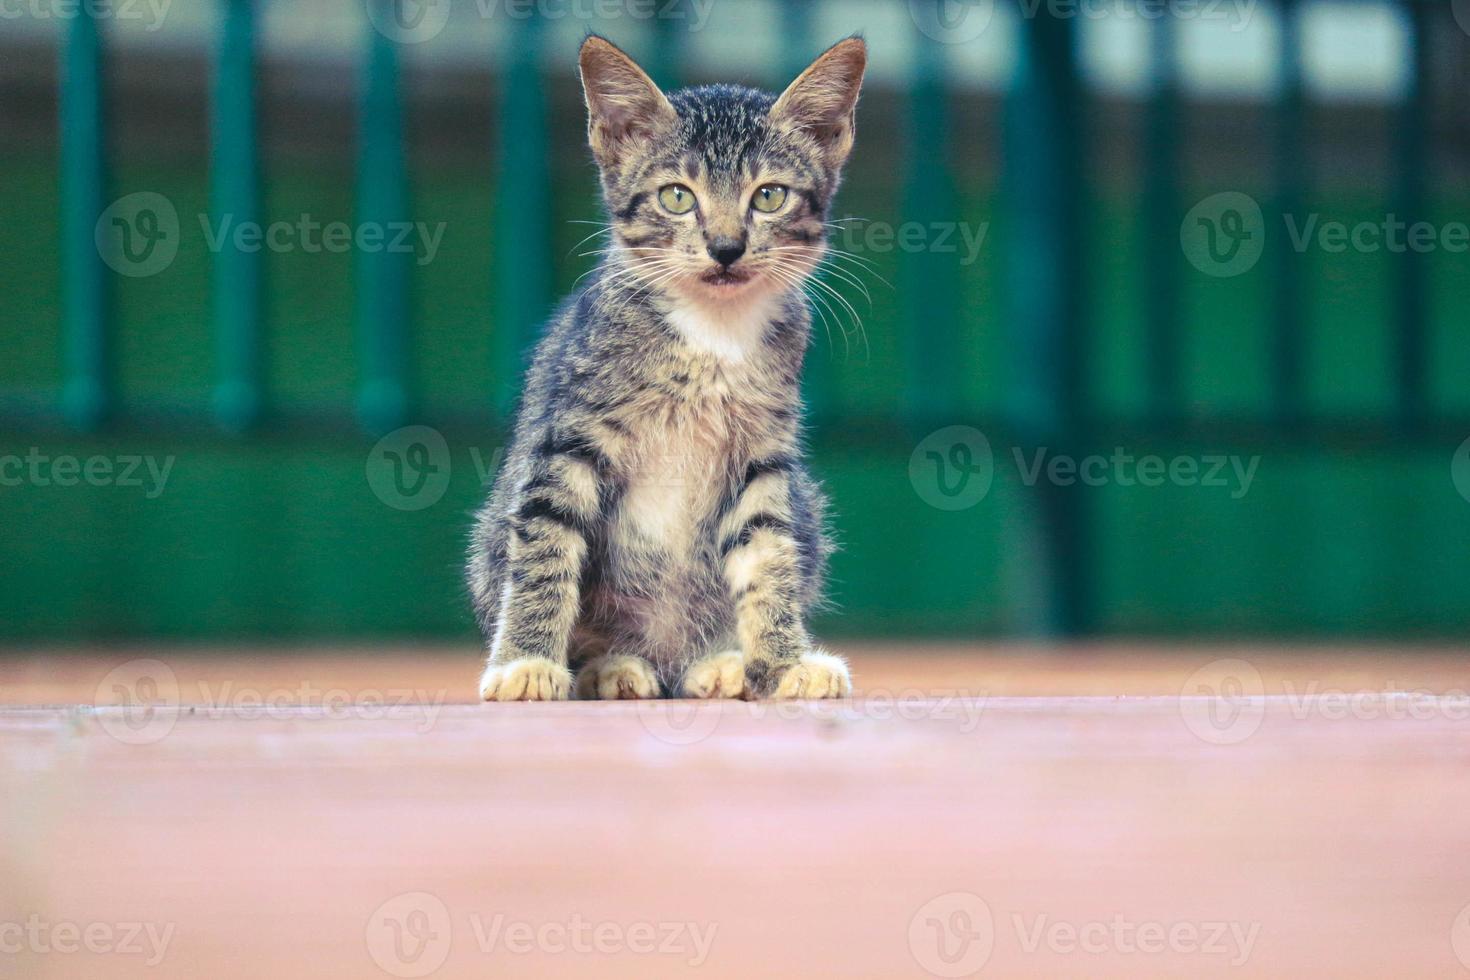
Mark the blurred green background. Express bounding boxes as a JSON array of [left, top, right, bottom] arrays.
[[2, 0, 1468, 642]]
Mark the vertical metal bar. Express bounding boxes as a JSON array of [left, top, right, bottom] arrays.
[[211, 0, 262, 432], [1003, 5, 1088, 635], [650, 8, 684, 90], [356, 2, 412, 434], [779, 0, 836, 426], [1394, 0, 1430, 429], [60, 7, 110, 431], [493, 14, 552, 420], [1144, 8, 1181, 420], [1272, 0, 1306, 424], [902, 8, 961, 425]]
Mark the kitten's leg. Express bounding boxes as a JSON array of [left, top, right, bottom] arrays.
[[575, 654, 661, 700], [478, 441, 605, 702], [716, 462, 850, 700]]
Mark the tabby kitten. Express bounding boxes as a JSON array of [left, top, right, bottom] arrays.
[[468, 35, 866, 701]]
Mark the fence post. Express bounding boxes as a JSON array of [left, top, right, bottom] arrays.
[[902, 10, 962, 427], [1003, 3, 1089, 636], [1394, 0, 1430, 430], [356, 1, 412, 435], [211, 0, 263, 432], [1144, 10, 1181, 421], [60, 7, 110, 431], [493, 14, 552, 421], [1272, 0, 1306, 424]]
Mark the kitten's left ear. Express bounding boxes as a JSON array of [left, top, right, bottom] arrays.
[[770, 37, 867, 167], [579, 35, 677, 170]]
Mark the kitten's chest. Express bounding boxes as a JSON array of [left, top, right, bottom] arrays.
[[610, 385, 746, 555]]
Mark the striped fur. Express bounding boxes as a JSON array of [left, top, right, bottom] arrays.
[[468, 36, 866, 701]]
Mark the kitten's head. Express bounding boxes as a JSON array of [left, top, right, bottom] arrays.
[[579, 35, 866, 310]]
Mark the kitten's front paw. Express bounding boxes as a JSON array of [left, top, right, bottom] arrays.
[[575, 654, 661, 700], [679, 650, 745, 699], [749, 651, 852, 700], [479, 657, 573, 702]]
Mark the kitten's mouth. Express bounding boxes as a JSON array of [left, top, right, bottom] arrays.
[[698, 267, 755, 288]]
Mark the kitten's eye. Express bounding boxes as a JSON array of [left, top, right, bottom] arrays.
[[751, 184, 789, 213], [658, 184, 697, 215]]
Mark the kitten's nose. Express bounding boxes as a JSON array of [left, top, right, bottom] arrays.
[[706, 238, 746, 268]]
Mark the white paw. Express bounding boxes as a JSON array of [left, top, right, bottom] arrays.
[[767, 651, 852, 700], [574, 655, 661, 700], [479, 657, 573, 702], [679, 650, 745, 699]]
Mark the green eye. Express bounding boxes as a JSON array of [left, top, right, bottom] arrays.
[[752, 185, 789, 213], [658, 184, 696, 214]]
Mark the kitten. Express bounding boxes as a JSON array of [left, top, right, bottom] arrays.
[[467, 34, 866, 701]]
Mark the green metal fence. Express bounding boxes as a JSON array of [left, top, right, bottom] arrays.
[[5, 0, 1468, 641]]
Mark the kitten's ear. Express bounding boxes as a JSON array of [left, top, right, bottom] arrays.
[[579, 35, 677, 169], [770, 37, 867, 167]]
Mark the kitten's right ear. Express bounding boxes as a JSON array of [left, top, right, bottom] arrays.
[[579, 36, 677, 169]]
